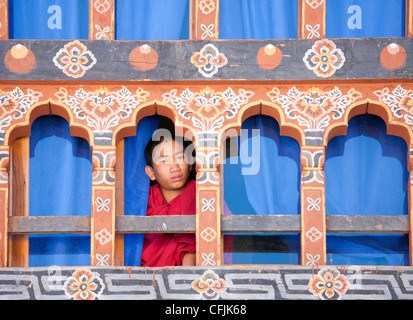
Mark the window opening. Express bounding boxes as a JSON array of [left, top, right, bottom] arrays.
[[122, 115, 196, 267], [28, 115, 91, 266], [115, 0, 190, 40], [223, 115, 301, 264], [325, 114, 409, 266], [219, 0, 297, 39]]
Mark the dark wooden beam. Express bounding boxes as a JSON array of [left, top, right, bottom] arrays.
[[8, 214, 410, 234], [0, 38, 412, 82], [9, 216, 91, 234], [115, 215, 195, 233], [326, 215, 410, 233], [221, 215, 301, 233]]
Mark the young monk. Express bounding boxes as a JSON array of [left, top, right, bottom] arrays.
[[140, 131, 196, 267]]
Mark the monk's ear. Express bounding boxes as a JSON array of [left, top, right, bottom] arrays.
[[145, 165, 156, 181]]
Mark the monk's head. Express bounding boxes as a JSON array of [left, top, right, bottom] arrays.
[[144, 130, 195, 196]]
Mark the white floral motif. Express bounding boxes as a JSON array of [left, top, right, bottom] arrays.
[[95, 228, 113, 245], [199, 0, 215, 14], [303, 39, 345, 78], [374, 84, 413, 120], [190, 44, 228, 78], [201, 253, 216, 266], [200, 227, 217, 242], [191, 270, 228, 300], [94, 0, 111, 13], [202, 198, 215, 212], [96, 197, 110, 212], [306, 227, 323, 242], [95, 24, 110, 40], [307, 197, 321, 211], [306, 0, 324, 9], [201, 24, 214, 39], [96, 253, 110, 266], [55, 86, 149, 131], [53, 40, 97, 78], [64, 268, 105, 300], [306, 253, 320, 266], [267, 86, 362, 130], [162, 87, 254, 131], [0, 88, 42, 132], [306, 24, 320, 39]]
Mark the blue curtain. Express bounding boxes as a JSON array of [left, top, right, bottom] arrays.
[[123, 115, 160, 266], [327, 234, 409, 266], [29, 116, 92, 266], [325, 114, 409, 265], [225, 115, 300, 215], [326, 0, 405, 38], [223, 115, 301, 264], [115, 0, 189, 40], [325, 114, 408, 216], [219, 0, 297, 39], [9, 0, 89, 39]]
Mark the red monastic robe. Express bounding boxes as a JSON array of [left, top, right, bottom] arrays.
[[140, 180, 196, 267]]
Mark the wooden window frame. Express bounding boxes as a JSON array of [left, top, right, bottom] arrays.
[[2, 0, 413, 267]]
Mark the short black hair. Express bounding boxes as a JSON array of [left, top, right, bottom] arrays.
[[144, 129, 195, 168]]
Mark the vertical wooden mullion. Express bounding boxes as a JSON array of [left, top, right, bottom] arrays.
[[407, 0, 413, 37], [9, 137, 30, 267], [0, 0, 9, 39], [410, 168, 413, 266], [91, 146, 116, 266], [409, 147, 413, 266], [300, 146, 327, 267], [298, 0, 326, 39], [89, 0, 116, 40], [114, 139, 124, 266], [0, 146, 9, 267], [191, 0, 221, 266], [190, 0, 219, 40], [196, 146, 221, 266]]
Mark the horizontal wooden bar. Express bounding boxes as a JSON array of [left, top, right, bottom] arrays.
[[7, 214, 410, 234], [326, 215, 410, 233], [222, 215, 410, 234], [8, 215, 196, 234], [8, 216, 91, 234], [115, 215, 195, 233], [0, 38, 411, 81], [221, 215, 301, 233]]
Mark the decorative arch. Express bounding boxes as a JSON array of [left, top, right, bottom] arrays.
[[323, 98, 413, 169], [113, 100, 156, 146], [261, 101, 305, 146], [49, 99, 94, 146], [5, 99, 93, 147], [113, 100, 198, 146], [155, 101, 199, 146], [324, 98, 413, 146], [218, 100, 305, 150]]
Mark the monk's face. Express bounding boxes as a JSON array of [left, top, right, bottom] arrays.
[[145, 139, 192, 193]]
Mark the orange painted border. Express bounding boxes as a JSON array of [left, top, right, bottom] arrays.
[[407, 0, 413, 37], [0, 0, 8, 40]]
